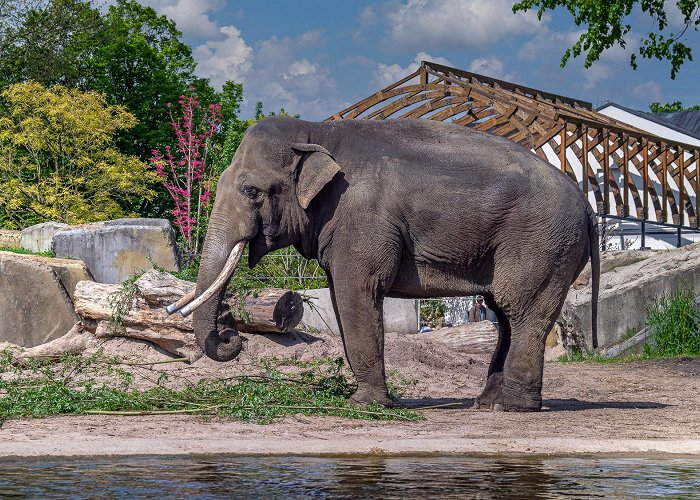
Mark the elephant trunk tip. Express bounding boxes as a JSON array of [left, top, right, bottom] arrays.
[[204, 328, 243, 362]]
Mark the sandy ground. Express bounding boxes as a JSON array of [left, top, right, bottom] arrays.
[[1, 329, 700, 457]]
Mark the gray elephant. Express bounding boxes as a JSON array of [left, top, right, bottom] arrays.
[[174, 116, 599, 412]]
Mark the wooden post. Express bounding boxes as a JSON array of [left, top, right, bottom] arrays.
[[560, 127, 567, 174], [661, 142, 668, 223], [623, 134, 629, 217], [582, 124, 589, 196], [642, 140, 649, 220], [679, 146, 685, 226], [696, 151, 700, 228], [603, 129, 610, 214]]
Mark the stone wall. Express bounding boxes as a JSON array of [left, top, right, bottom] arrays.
[[53, 218, 180, 283], [300, 288, 418, 335], [558, 244, 700, 351], [0, 252, 86, 347]]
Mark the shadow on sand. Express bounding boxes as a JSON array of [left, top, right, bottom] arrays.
[[396, 397, 671, 412]]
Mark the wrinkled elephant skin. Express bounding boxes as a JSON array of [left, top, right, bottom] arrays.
[[193, 116, 599, 411]]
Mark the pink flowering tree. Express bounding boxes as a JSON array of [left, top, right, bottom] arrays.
[[150, 92, 223, 261]]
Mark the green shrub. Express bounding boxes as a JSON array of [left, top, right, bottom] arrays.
[[645, 287, 700, 357]]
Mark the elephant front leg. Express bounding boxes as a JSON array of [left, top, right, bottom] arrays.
[[329, 274, 392, 407]]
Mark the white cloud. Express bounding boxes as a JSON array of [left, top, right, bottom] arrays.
[[353, 6, 379, 44], [192, 25, 252, 88], [468, 56, 516, 80], [664, 2, 694, 29], [632, 81, 663, 101], [138, 0, 343, 119], [386, 0, 545, 49], [372, 52, 453, 89], [243, 33, 342, 119], [581, 62, 611, 91], [518, 29, 584, 63], [142, 0, 225, 40]]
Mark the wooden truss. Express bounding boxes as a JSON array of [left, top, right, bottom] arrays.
[[328, 61, 700, 230]]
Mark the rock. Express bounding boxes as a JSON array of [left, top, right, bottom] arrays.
[[0, 229, 21, 249], [2, 251, 93, 301], [53, 218, 180, 284], [0, 251, 80, 347], [572, 248, 659, 289], [422, 322, 499, 354], [559, 243, 700, 351], [20, 221, 70, 253], [300, 288, 418, 335]]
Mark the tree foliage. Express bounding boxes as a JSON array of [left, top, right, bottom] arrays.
[[649, 101, 700, 112], [150, 93, 222, 260], [0, 0, 105, 88], [0, 82, 158, 228], [513, 0, 700, 79]]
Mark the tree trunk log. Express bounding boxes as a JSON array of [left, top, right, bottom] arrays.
[[227, 288, 304, 334], [72, 270, 305, 359]]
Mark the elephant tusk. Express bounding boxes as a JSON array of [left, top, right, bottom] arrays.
[[179, 241, 246, 317], [165, 287, 196, 315]]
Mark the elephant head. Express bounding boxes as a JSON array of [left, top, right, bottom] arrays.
[[186, 117, 341, 361]]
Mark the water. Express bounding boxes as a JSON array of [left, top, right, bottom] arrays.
[[0, 455, 699, 498]]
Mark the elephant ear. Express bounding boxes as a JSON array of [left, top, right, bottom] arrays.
[[291, 143, 341, 209]]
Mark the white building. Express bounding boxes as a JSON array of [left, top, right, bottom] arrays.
[[597, 103, 700, 249]]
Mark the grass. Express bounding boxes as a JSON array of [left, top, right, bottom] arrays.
[[0, 350, 419, 426], [644, 287, 700, 358], [558, 286, 700, 363], [0, 246, 54, 258]]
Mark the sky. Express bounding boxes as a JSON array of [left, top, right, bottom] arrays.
[[140, 0, 699, 121]]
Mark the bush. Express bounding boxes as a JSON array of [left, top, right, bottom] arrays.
[[645, 287, 700, 357]]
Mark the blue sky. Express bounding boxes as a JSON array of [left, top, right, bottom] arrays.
[[141, 0, 699, 120]]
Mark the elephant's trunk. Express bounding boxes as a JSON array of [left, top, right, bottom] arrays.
[[192, 218, 245, 362]]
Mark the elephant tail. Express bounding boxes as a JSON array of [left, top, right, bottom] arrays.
[[588, 206, 600, 350]]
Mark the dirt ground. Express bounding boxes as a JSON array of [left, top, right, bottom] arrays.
[[1, 329, 700, 457]]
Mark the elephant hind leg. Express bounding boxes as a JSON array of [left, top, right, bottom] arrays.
[[473, 297, 511, 409], [480, 282, 570, 412]]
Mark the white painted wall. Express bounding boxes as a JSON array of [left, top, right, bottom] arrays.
[[598, 104, 700, 147]]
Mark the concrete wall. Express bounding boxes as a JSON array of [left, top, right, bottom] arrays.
[[0, 252, 82, 347], [53, 218, 180, 283], [558, 243, 700, 351], [300, 288, 418, 335], [20, 222, 69, 253]]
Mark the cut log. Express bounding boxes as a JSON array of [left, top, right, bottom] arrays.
[[227, 288, 305, 334], [72, 270, 305, 359]]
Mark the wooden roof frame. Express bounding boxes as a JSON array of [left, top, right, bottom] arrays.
[[328, 61, 700, 231]]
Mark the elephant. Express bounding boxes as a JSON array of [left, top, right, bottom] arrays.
[[179, 116, 599, 412]]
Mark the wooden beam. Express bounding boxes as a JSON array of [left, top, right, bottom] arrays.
[[603, 129, 610, 214], [560, 128, 567, 173], [679, 146, 685, 226], [582, 124, 589, 196], [662, 142, 668, 222]]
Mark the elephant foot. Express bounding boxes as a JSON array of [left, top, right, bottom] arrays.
[[473, 373, 541, 412], [472, 372, 503, 409], [349, 384, 396, 407]]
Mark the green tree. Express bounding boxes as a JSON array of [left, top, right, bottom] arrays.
[[0, 82, 159, 228], [513, 0, 700, 79], [649, 101, 700, 112], [0, 0, 105, 88], [91, 0, 204, 159]]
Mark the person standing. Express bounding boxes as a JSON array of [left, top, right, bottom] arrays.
[[469, 296, 487, 322]]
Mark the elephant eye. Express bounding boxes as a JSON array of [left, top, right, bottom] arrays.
[[242, 185, 260, 199]]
